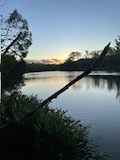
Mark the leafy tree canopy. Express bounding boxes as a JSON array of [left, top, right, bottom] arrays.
[[1, 9, 32, 60], [65, 51, 82, 63]]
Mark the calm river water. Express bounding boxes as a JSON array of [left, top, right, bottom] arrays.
[[21, 71, 120, 159]]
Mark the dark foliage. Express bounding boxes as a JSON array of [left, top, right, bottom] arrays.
[[0, 93, 109, 160], [1, 9, 32, 60], [25, 54, 120, 73], [1, 54, 25, 93]]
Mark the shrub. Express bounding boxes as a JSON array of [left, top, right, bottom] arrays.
[[0, 92, 110, 160]]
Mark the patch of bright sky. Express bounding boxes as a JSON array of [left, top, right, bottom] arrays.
[[0, 0, 120, 60]]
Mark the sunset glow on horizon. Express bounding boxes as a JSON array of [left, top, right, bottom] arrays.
[[1, 0, 120, 60]]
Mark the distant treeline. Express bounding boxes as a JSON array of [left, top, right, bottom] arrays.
[[26, 54, 120, 73], [26, 36, 120, 73], [1, 52, 120, 73]]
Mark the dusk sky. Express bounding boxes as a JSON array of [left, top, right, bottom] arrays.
[[0, 0, 120, 60]]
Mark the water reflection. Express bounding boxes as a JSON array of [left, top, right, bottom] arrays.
[[22, 71, 120, 159], [66, 74, 120, 100], [90, 75, 120, 100], [24, 72, 120, 101]]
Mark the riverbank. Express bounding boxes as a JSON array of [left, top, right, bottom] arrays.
[[0, 92, 110, 160]]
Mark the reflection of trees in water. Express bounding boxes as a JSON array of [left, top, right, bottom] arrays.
[[24, 72, 120, 100], [90, 75, 120, 100], [66, 73, 120, 100]]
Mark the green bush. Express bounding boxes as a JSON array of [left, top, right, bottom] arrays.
[[0, 92, 110, 160]]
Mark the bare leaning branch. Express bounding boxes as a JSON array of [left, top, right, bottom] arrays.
[[21, 42, 111, 122]]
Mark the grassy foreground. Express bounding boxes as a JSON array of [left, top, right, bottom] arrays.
[[0, 92, 110, 160]]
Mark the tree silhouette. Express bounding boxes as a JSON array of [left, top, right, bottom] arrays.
[[1, 9, 32, 60], [1, 10, 32, 93], [115, 35, 120, 55], [65, 51, 82, 63]]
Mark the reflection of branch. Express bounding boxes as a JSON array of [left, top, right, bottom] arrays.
[[21, 43, 111, 122], [1, 32, 21, 56], [116, 91, 120, 99]]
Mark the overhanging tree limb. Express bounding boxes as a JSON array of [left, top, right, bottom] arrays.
[[1, 32, 21, 56], [21, 42, 111, 122]]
